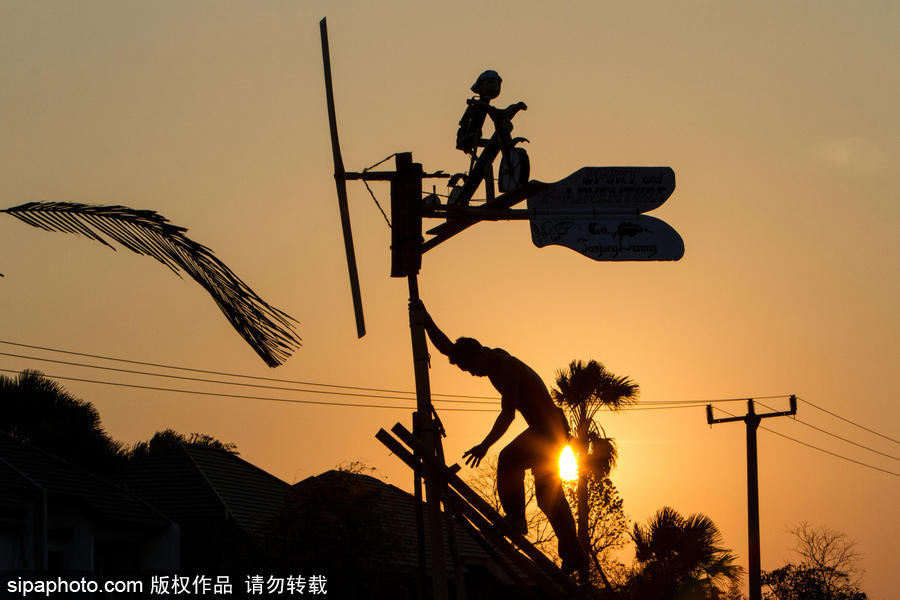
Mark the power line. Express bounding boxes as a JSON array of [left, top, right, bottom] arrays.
[[757, 401, 899, 462], [762, 426, 899, 477], [5, 339, 897, 460], [640, 395, 791, 404], [0, 340, 794, 407], [0, 354, 772, 412], [5, 364, 897, 478], [0, 352, 499, 405], [0, 368, 498, 413], [798, 396, 900, 446], [712, 406, 899, 478], [0, 339, 497, 400]]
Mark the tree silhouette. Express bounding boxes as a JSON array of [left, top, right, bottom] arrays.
[[128, 428, 239, 463], [1, 370, 237, 475], [761, 522, 867, 600], [551, 359, 638, 584], [1, 202, 300, 366], [629, 506, 742, 600], [761, 564, 866, 600], [790, 521, 863, 590], [0, 369, 127, 475], [561, 475, 629, 588]]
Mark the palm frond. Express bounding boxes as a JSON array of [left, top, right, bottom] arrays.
[[3, 202, 301, 367]]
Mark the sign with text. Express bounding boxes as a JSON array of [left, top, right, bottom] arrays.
[[527, 166, 676, 215], [527, 166, 683, 261], [530, 214, 684, 261]]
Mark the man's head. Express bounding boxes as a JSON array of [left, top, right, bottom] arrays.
[[449, 337, 492, 376]]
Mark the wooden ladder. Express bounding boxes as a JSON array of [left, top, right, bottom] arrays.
[[377, 423, 596, 600]]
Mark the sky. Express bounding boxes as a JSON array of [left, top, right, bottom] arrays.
[[1, 1, 897, 596]]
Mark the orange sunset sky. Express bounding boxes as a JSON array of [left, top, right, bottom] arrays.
[[1, 2, 897, 598]]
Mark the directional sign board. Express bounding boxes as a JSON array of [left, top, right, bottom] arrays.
[[527, 166, 684, 261], [530, 214, 684, 261], [528, 166, 675, 215]]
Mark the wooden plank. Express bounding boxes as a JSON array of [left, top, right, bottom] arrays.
[[421, 181, 548, 253], [376, 429, 551, 599], [449, 490, 557, 600], [389, 424, 595, 600]]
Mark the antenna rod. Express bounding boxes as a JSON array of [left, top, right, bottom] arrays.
[[320, 17, 366, 337]]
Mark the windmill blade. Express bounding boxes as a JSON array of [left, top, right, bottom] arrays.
[[320, 17, 366, 338]]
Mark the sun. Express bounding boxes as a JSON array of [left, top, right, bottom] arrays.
[[559, 445, 578, 481]]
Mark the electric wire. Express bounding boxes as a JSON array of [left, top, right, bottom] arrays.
[[0, 340, 498, 400], [757, 401, 899, 462], [0, 368, 498, 413], [0, 352, 498, 405], [0, 351, 779, 410], [2, 340, 796, 407], [798, 396, 900, 445], [5, 362, 898, 477], [711, 406, 899, 478], [4, 340, 899, 475], [0, 349, 792, 409]]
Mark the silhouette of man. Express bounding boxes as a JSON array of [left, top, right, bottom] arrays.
[[418, 301, 589, 575]]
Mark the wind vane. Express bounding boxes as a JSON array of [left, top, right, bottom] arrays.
[[319, 17, 682, 600], [320, 29, 683, 340]]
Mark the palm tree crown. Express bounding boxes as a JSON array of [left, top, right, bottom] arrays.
[[551, 359, 638, 477], [631, 506, 742, 598], [551, 359, 639, 587]]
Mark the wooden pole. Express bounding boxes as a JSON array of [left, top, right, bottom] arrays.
[[397, 152, 449, 600], [320, 18, 365, 337]]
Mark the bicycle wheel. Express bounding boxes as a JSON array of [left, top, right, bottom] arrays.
[[499, 147, 530, 193]]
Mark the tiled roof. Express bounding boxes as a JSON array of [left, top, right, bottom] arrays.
[[116, 444, 289, 536], [291, 470, 496, 572], [182, 445, 289, 535], [0, 435, 170, 527]]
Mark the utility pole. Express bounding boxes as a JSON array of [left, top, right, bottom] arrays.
[[706, 396, 797, 600], [394, 153, 450, 600]]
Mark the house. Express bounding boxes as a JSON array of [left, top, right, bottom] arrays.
[[115, 443, 290, 571], [3, 437, 539, 598], [271, 469, 529, 599], [0, 435, 178, 572]]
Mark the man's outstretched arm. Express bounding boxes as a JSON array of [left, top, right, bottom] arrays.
[[413, 300, 455, 357], [463, 407, 515, 468]]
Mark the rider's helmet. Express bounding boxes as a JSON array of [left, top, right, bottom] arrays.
[[471, 70, 502, 100]]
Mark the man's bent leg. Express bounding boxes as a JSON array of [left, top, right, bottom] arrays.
[[497, 431, 541, 522], [534, 467, 588, 573]]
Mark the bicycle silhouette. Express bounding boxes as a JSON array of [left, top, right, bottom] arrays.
[[449, 70, 530, 208]]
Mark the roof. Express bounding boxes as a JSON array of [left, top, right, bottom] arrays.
[[0, 435, 170, 528], [116, 444, 290, 536], [291, 470, 498, 573]]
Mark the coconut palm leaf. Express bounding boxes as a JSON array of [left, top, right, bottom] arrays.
[[2, 201, 300, 367]]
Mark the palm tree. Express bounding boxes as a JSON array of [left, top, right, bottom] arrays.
[[551, 359, 639, 583], [630, 506, 742, 599], [0, 369, 127, 475], [1, 202, 300, 366], [129, 428, 239, 463]]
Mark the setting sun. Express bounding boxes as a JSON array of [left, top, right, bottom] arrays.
[[559, 445, 578, 481]]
